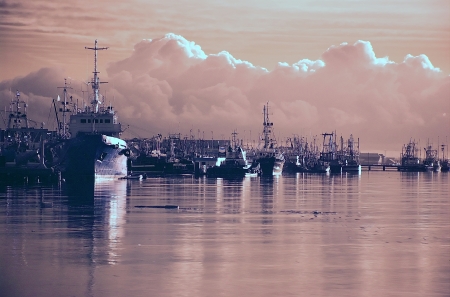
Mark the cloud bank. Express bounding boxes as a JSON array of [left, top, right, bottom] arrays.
[[1, 33, 448, 153]]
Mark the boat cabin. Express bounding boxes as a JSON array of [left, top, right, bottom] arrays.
[[69, 106, 122, 138]]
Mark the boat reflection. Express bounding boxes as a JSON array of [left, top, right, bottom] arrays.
[[64, 178, 127, 259]]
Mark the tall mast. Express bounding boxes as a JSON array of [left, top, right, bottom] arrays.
[[262, 102, 273, 149], [231, 130, 238, 149], [85, 39, 108, 113]]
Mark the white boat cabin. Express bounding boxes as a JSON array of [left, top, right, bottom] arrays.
[[69, 106, 122, 138]]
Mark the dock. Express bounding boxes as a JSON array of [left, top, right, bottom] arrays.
[[360, 164, 398, 171], [0, 164, 60, 183]]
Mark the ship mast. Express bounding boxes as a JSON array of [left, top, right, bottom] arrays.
[[57, 78, 72, 138], [262, 102, 273, 149], [231, 130, 238, 149], [85, 39, 108, 113], [8, 91, 29, 129]]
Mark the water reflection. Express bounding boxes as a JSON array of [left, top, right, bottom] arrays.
[[63, 178, 127, 296], [1, 172, 448, 297], [64, 178, 127, 262]]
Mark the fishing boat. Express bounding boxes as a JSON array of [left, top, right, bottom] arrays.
[[0, 91, 46, 166], [0, 91, 59, 181], [255, 103, 284, 176], [341, 134, 361, 172], [206, 131, 257, 178], [440, 143, 449, 172], [397, 140, 426, 172], [320, 132, 341, 173], [422, 143, 441, 172], [60, 40, 129, 179]]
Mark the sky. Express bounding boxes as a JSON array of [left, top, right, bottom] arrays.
[[0, 0, 449, 155]]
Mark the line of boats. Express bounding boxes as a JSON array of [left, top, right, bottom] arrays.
[[1, 40, 129, 182], [1, 40, 449, 182], [398, 139, 449, 172]]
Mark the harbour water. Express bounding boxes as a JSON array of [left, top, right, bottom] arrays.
[[1, 172, 449, 297]]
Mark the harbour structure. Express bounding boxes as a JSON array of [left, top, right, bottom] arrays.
[[254, 102, 285, 175], [60, 40, 129, 179]]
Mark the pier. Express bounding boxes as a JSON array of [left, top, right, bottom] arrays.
[[0, 165, 60, 183], [360, 164, 398, 171]]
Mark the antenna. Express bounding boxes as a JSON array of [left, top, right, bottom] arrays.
[[85, 39, 109, 113]]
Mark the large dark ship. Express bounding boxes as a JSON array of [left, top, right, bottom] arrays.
[[61, 40, 129, 179], [255, 103, 284, 176]]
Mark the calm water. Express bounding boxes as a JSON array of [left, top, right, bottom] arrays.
[[0, 172, 449, 297]]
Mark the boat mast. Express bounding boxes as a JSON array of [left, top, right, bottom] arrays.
[[85, 39, 108, 113], [8, 91, 29, 129], [231, 130, 238, 149], [262, 102, 273, 149], [57, 78, 72, 138]]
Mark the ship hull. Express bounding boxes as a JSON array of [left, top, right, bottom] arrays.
[[206, 166, 248, 178], [257, 156, 284, 176], [342, 164, 361, 172], [62, 134, 128, 179], [329, 162, 342, 174], [397, 164, 427, 172]]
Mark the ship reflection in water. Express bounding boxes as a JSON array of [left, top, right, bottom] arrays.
[[0, 172, 449, 297], [64, 178, 127, 264]]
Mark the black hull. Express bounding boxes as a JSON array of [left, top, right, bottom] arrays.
[[206, 166, 248, 178], [397, 165, 427, 172], [441, 162, 449, 172], [257, 156, 284, 176], [342, 164, 361, 172], [329, 164, 342, 173], [62, 134, 128, 178]]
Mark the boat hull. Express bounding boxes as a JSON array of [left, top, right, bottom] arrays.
[[257, 156, 284, 176], [342, 164, 361, 172], [397, 164, 427, 172], [206, 166, 248, 178], [62, 134, 128, 179]]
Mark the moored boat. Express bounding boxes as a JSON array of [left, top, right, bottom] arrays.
[[60, 40, 129, 179], [320, 132, 341, 173], [440, 143, 449, 172], [0, 91, 58, 182], [341, 134, 361, 172], [422, 143, 441, 172], [206, 131, 257, 178], [397, 140, 426, 172], [254, 103, 284, 176]]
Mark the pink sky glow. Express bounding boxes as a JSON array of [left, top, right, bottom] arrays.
[[0, 0, 449, 155]]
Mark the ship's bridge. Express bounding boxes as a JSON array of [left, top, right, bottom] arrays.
[[69, 107, 121, 138]]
